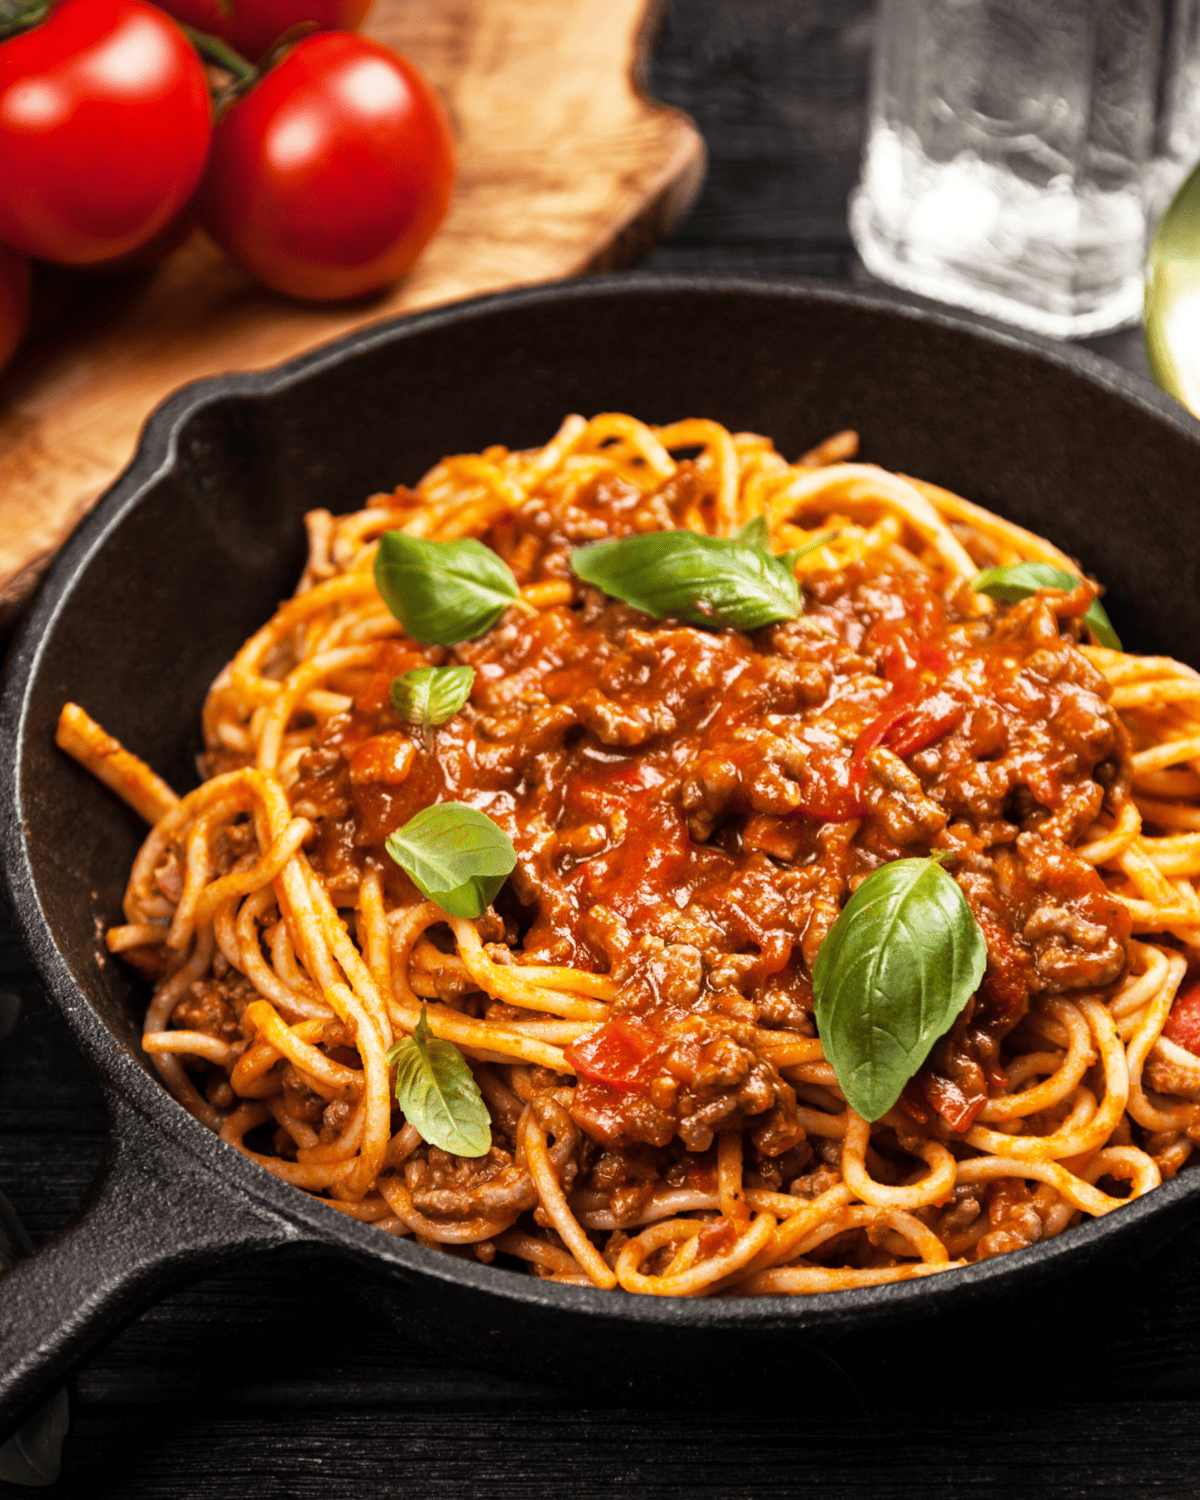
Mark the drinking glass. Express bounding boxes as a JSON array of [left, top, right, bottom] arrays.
[[850, 0, 1171, 339]]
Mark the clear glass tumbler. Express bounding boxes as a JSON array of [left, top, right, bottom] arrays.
[[850, 0, 1167, 339]]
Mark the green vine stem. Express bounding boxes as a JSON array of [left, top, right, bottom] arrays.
[[180, 23, 257, 85], [180, 19, 317, 114], [0, 0, 52, 42]]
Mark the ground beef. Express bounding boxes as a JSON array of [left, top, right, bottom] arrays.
[[174, 972, 258, 1041], [286, 515, 1130, 1148]]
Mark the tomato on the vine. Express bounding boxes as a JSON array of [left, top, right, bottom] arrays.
[[0, 245, 30, 374], [0, 0, 211, 266], [155, 0, 372, 63], [200, 32, 455, 302], [82, 202, 201, 276]]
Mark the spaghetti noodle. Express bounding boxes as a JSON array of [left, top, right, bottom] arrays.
[[57, 414, 1200, 1297]]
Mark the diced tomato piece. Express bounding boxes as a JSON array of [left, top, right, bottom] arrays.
[[853, 688, 920, 769], [919, 1069, 986, 1133], [1164, 981, 1200, 1056], [887, 692, 964, 758], [846, 609, 955, 803], [571, 1075, 634, 1150], [571, 801, 690, 925], [565, 1016, 658, 1091], [696, 1218, 739, 1259], [794, 605, 954, 823], [899, 1082, 931, 1125], [914, 637, 949, 675], [686, 1163, 718, 1193]]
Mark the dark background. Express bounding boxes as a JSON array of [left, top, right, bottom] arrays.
[[0, 1, 1188, 1495]]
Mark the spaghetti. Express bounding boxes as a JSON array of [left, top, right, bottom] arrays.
[[57, 414, 1200, 1297]]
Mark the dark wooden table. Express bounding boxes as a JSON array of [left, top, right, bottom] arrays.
[[1, 2, 1193, 1494]]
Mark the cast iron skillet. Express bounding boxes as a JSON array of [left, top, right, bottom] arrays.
[[3, 275, 1200, 1436]]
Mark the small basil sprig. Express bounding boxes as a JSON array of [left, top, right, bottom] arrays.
[[385, 801, 517, 918], [374, 533, 521, 645], [391, 665, 475, 731], [571, 530, 804, 630], [734, 517, 840, 574], [732, 515, 772, 552], [387, 1004, 492, 1157], [812, 854, 987, 1122], [780, 528, 841, 574], [972, 561, 1121, 650]]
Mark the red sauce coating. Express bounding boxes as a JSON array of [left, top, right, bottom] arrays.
[[1164, 982, 1200, 1056], [284, 478, 1132, 1157]]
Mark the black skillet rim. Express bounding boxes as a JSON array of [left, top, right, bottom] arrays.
[[5, 270, 1200, 1336]]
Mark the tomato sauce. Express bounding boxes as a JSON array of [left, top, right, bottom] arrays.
[[287, 476, 1131, 1151]]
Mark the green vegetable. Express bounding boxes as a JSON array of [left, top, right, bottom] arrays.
[[385, 801, 517, 919], [812, 854, 988, 1123], [732, 515, 772, 553], [387, 1004, 492, 1158], [733, 517, 840, 576], [570, 529, 805, 631], [971, 561, 1121, 650], [390, 665, 475, 731], [374, 533, 521, 645], [778, 527, 841, 574]]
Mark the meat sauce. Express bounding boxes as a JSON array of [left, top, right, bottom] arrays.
[[284, 476, 1131, 1160]]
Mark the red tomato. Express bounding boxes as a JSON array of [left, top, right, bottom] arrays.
[[200, 32, 455, 302], [155, 0, 372, 62], [0, 244, 30, 373], [570, 801, 691, 928], [82, 203, 201, 276], [1163, 981, 1200, 1056], [0, 0, 211, 266], [565, 1018, 657, 1092], [835, 612, 954, 815], [886, 691, 964, 759]]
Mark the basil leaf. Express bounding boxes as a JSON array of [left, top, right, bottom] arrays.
[[733, 518, 842, 579], [812, 855, 987, 1123], [733, 515, 772, 553], [387, 1004, 492, 1157], [972, 561, 1121, 650], [571, 531, 804, 631], [374, 533, 521, 645], [390, 665, 475, 730], [779, 527, 841, 573], [385, 801, 517, 918]]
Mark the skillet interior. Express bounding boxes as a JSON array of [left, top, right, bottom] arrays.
[[10, 276, 1200, 1387]]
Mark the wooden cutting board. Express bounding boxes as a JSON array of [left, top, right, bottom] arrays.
[[0, 0, 703, 627]]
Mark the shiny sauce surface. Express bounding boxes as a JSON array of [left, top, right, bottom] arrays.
[[286, 481, 1130, 1154]]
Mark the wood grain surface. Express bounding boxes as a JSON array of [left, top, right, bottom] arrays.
[[0, 0, 703, 626], [0, 1, 1183, 1495]]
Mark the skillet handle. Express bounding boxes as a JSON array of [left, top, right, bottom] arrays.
[[0, 1089, 308, 1442]]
